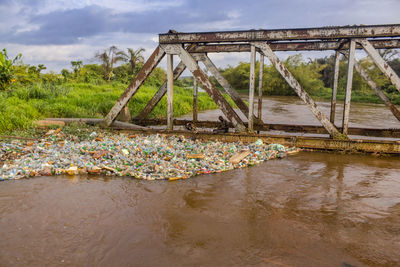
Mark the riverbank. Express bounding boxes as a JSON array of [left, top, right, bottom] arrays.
[[0, 82, 220, 134], [0, 125, 296, 181]]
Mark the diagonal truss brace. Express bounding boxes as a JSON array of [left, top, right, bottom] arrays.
[[341, 51, 400, 122], [134, 61, 186, 120], [161, 44, 246, 132], [252, 42, 343, 138], [357, 38, 400, 93], [192, 53, 263, 124], [103, 45, 166, 126], [355, 61, 400, 121]]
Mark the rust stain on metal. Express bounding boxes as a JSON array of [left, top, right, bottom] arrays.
[[135, 61, 186, 120], [253, 42, 342, 138], [330, 51, 340, 124], [160, 24, 400, 44], [352, 58, 400, 122], [172, 44, 245, 132], [103, 46, 165, 126], [359, 38, 400, 93], [132, 118, 400, 138], [104, 24, 400, 148]]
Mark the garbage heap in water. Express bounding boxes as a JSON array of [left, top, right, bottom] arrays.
[[1, 132, 299, 181]]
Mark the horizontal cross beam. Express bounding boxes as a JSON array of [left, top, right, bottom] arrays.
[[188, 39, 400, 53], [160, 24, 400, 44], [131, 118, 400, 138]]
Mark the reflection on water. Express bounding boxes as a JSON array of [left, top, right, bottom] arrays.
[[0, 152, 399, 266]]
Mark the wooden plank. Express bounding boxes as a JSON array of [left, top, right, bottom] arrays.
[[248, 45, 256, 132], [342, 39, 356, 135], [358, 38, 400, 93], [135, 61, 186, 120], [167, 54, 174, 130], [229, 150, 251, 164], [170, 44, 246, 132], [252, 42, 342, 138], [103, 46, 165, 126]]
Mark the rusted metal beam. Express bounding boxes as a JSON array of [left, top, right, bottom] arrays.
[[253, 42, 342, 138], [193, 69, 198, 122], [132, 118, 400, 138], [354, 60, 400, 122], [330, 51, 340, 124], [193, 53, 257, 122], [160, 24, 400, 44], [358, 38, 400, 93], [167, 54, 174, 130], [258, 54, 264, 119], [248, 45, 256, 132], [342, 39, 356, 135], [135, 61, 186, 120], [103, 46, 165, 126], [189, 39, 400, 53], [166, 44, 246, 132]]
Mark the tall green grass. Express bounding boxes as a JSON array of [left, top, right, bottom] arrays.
[[0, 82, 221, 133]]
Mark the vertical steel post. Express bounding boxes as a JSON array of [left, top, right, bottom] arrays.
[[258, 54, 264, 119], [173, 44, 246, 132], [193, 68, 198, 122], [167, 54, 174, 130], [330, 51, 340, 124], [342, 39, 356, 135], [135, 61, 186, 120], [248, 45, 256, 132], [252, 42, 341, 138], [199, 54, 254, 120]]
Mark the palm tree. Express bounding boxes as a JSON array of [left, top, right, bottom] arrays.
[[122, 48, 145, 75], [95, 46, 125, 81]]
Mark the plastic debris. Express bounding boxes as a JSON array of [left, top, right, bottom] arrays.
[[0, 132, 299, 181]]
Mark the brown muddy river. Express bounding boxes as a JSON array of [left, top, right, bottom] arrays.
[[1, 97, 400, 266]]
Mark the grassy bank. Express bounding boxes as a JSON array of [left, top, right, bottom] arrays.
[[0, 82, 220, 134]]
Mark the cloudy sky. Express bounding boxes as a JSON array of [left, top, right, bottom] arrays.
[[1, 0, 400, 72]]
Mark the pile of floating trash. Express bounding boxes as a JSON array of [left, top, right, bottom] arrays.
[[1, 131, 299, 181]]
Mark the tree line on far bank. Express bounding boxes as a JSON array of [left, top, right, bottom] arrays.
[[1, 46, 400, 103], [220, 50, 400, 100], [0, 46, 166, 90]]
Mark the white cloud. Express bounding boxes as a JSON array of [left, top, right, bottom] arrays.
[[36, 0, 185, 14]]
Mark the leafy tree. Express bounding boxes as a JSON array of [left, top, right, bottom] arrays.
[[95, 46, 125, 81], [121, 48, 145, 75], [0, 49, 21, 90], [71, 60, 83, 77]]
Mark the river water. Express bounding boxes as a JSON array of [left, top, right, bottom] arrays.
[[1, 97, 400, 266]]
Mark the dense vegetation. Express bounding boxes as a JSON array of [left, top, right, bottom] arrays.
[[220, 51, 400, 103], [1, 46, 399, 134], [0, 47, 219, 134]]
